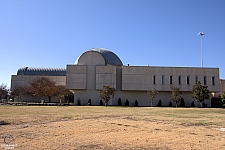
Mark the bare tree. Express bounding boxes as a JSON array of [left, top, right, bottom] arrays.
[[11, 86, 28, 102], [170, 86, 181, 108], [147, 88, 158, 107], [0, 84, 9, 100], [99, 86, 114, 107], [29, 77, 56, 103]]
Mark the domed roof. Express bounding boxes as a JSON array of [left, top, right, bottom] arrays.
[[17, 67, 66, 76], [75, 48, 123, 66]]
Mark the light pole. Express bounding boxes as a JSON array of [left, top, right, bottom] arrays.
[[197, 32, 205, 68]]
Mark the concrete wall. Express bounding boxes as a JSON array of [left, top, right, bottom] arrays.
[[11, 75, 66, 90], [113, 91, 212, 107], [219, 79, 225, 95], [96, 66, 117, 90], [73, 90, 212, 107], [14, 95, 66, 103], [122, 66, 220, 92], [66, 65, 87, 89], [69, 65, 217, 107], [75, 51, 105, 66]]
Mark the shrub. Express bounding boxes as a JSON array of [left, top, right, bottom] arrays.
[[125, 99, 129, 106], [191, 101, 195, 107], [179, 98, 185, 107], [99, 100, 103, 106], [168, 101, 172, 107], [118, 97, 122, 106], [202, 102, 207, 108], [77, 99, 81, 106], [134, 100, 138, 107], [157, 99, 162, 107], [87, 99, 91, 106]]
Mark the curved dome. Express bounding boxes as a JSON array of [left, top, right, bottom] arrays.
[[75, 48, 123, 66], [17, 67, 66, 76]]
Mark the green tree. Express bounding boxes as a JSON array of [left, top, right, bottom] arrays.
[[220, 91, 225, 107], [191, 81, 210, 107], [99, 86, 114, 107], [170, 86, 181, 108], [147, 88, 158, 107]]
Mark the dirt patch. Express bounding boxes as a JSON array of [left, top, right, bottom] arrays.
[[0, 117, 224, 150]]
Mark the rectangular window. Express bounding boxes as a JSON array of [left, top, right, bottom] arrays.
[[187, 76, 190, 85], [212, 76, 215, 85], [195, 76, 198, 83], [170, 76, 173, 84], [162, 75, 164, 84], [178, 76, 181, 84], [204, 76, 207, 85], [153, 75, 156, 84]]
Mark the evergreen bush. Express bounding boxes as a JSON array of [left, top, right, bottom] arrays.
[[179, 98, 185, 107], [118, 97, 122, 106], [134, 100, 138, 107], [77, 99, 81, 106], [125, 99, 129, 106], [157, 99, 162, 107], [100, 100, 103, 106]]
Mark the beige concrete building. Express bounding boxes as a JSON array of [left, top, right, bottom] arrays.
[[11, 48, 224, 107], [66, 48, 220, 107], [11, 67, 67, 102]]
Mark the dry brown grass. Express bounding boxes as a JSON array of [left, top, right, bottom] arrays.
[[0, 106, 225, 150]]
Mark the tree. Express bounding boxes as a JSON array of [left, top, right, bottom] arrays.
[[99, 86, 114, 107], [0, 84, 9, 100], [29, 77, 56, 103], [191, 81, 210, 107], [54, 85, 72, 104], [147, 88, 158, 107], [220, 91, 225, 107], [11, 86, 28, 102], [170, 86, 182, 108]]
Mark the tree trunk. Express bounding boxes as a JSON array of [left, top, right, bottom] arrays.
[[41, 96, 44, 103], [105, 101, 108, 107], [176, 102, 178, 108], [200, 102, 203, 108], [151, 99, 153, 107]]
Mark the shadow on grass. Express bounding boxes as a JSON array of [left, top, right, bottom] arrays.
[[0, 121, 9, 125]]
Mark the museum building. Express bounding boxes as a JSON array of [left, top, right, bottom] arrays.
[[11, 48, 224, 107]]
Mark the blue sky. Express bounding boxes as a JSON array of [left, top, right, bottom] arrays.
[[0, 0, 225, 88]]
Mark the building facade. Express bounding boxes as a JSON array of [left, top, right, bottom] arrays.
[[11, 67, 66, 102], [11, 48, 224, 107]]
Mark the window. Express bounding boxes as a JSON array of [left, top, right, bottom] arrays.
[[204, 76, 207, 85], [212, 76, 215, 85], [187, 76, 190, 85], [195, 76, 198, 83], [162, 75, 164, 84], [178, 76, 181, 84], [153, 75, 156, 84], [170, 76, 173, 84]]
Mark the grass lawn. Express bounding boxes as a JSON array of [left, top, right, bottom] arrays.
[[1, 106, 225, 126], [0, 106, 225, 149]]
